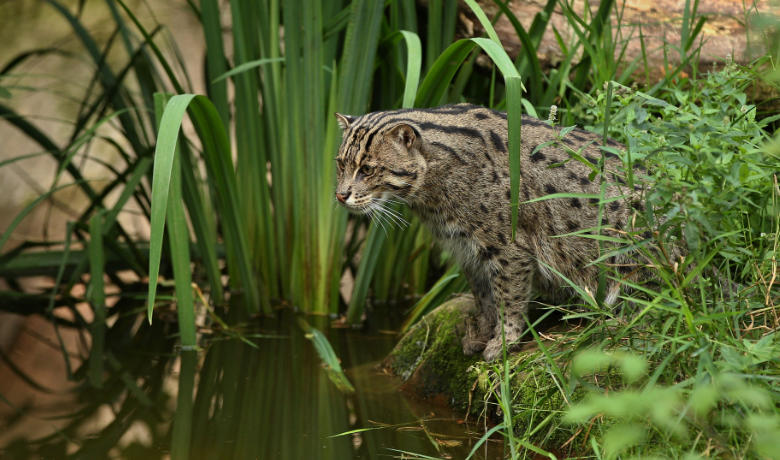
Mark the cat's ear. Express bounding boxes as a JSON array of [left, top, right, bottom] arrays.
[[388, 123, 418, 150], [334, 113, 355, 130]]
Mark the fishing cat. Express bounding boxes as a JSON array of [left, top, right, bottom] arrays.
[[334, 104, 639, 361]]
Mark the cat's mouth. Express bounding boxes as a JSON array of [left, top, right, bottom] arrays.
[[337, 197, 373, 214], [340, 203, 369, 214], [337, 191, 409, 229]]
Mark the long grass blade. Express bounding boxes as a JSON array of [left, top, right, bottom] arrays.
[[199, 0, 229, 126], [171, 350, 197, 460], [416, 39, 476, 107], [166, 140, 196, 347], [338, 0, 385, 113], [466, 37, 525, 238], [179, 144, 224, 306], [347, 224, 385, 323], [212, 57, 286, 83], [400, 267, 461, 333], [150, 93, 263, 319], [87, 211, 106, 389], [184, 96, 263, 312]]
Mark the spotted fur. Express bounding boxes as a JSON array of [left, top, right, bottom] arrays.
[[335, 104, 641, 361]]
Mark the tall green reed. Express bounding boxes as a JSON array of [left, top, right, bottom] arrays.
[[0, 0, 200, 383], [199, 0, 388, 314], [151, 0, 534, 324]]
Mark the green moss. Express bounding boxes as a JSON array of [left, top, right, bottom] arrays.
[[385, 296, 576, 445], [386, 297, 569, 419], [384, 295, 482, 411]]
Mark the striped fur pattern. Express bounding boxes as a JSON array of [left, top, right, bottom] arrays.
[[335, 104, 639, 361]]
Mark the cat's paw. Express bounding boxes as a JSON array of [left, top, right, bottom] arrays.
[[482, 332, 523, 362], [461, 335, 487, 355], [461, 315, 490, 355], [481, 337, 504, 362]]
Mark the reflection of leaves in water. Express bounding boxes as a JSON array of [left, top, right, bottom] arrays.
[[1, 296, 501, 459], [2, 302, 180, 459], [298, 318, 355, 393]]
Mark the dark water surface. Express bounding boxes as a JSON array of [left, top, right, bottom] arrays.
[[1, 304, 503, 459]]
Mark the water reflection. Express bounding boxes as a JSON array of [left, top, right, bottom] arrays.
[[2, 304, 502, 459]]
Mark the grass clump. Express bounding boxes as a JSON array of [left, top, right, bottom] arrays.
[[385, 295, 481, 411], [479, 61, 780, 459]]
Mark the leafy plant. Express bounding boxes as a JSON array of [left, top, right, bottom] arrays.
[[475, 61, 779, 459]]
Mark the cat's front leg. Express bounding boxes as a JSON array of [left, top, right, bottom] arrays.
[[481, 262, 534, 362], [461, 268, 497, 355]]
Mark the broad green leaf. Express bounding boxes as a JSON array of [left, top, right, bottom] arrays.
[[147, 94, 197, 322], [399, 30, 422, 108]]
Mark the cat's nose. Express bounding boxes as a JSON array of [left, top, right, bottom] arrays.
[[335, 191, 351, 203]]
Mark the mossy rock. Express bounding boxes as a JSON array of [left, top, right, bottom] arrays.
[[384, 295, 563, 411], [383, 295, 481, 412], [384, 295, 570, 430]]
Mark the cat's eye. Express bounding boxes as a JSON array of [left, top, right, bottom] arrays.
[[359, 164, 375, 176]]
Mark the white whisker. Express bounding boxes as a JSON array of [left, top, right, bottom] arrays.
[[375, 197, 408, 207], [370, 200, 409, 229], [381, 207, 409, 228], [368, 204, 389, 235], [375, 209, 397, 229], [374, 196, 408, 208]]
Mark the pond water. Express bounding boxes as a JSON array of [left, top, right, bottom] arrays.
[[1, 303, 504, 459]]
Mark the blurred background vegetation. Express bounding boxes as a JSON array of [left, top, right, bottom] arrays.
[[0, 0, 778, 458]]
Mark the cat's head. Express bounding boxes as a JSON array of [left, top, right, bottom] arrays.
[[333, 112, 425, 214]]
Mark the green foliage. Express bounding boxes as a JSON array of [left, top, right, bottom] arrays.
[[496, 62, 780, 459], [2, 1, 779, 458], [150, 0, 534, 323], [571, 349, 647, 384], [87, 212, 106, 388], [0, 0, 198, 398], [585, 62, 777, 259], [564, 346, 780, 459]]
